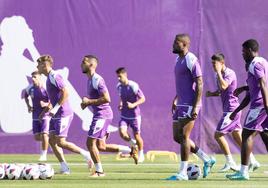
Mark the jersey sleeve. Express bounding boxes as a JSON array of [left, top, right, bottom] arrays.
[[98, 78, 108, 94], [253, 62, 265, 80], [54, 74, 66, 90], [191, 62, 202, 78]]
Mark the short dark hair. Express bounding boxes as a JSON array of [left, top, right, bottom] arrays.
[[116, 67, 127, 74], [175, 33, 190, 45], [211, 53, 225, 62], [242, 39, 259, 52], [31, 71, 40, 76], [37, 55, 53, 66], [84, 55, 99, 63]]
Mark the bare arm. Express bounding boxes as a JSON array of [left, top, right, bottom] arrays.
[[24, 92, 33, 113], [234, 85, 249, 96], [191, 76, 203, 119], [206, 90, 221, 97], [171, 95, 178, 114], [81, 91, 111, 110], [49, 87, 68, 115], [230, 92, 250, 120], [127, 96, 145, 109], [216, 71, 229, 90], [260, 77, 268, 113]]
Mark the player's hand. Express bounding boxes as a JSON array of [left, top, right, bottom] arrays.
[[191, 107, 198, 120], [214, 61, 222, 74], [127, 102, 136, 109], [81, 97, 90, 110], [118, 105, 123, 111], [229, 112, 236, 120], [171, 102, 176, 114], [206, 91, 212, 97], [27, 105, 33, 113]]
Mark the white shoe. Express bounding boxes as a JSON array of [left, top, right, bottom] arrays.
[[58, 168, 71, 175], [175, 173, 188, 181], [219, 162, 239, 172], [249, 161, 260, 172], [38, 155, 47, 162]]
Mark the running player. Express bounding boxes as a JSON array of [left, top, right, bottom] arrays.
[[37, 55, 92, 174]]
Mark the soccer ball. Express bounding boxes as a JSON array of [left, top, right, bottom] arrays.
[[0, 164, 6, 179], [187, 163, 201, 180], [38, 163, 54, 180], [5, 164, 22, 180], [22, 164, 40, 180]]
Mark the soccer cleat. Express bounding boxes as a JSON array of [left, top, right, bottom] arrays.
[[249, 161, 260, 172], [218, 162, 239, 172], [226, 171, 249, 180], [38, 155, 47, 162], [130, 146, 139, 164], [90, 171, 105, 177], [165, 173, 188, 181], [56, 168, 71, 175], [203, 156, 216, 178]]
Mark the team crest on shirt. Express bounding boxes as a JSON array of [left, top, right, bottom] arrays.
[[29, 88, 34, 99]]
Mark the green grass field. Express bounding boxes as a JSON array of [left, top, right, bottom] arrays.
[[0, 153, 267, 188]]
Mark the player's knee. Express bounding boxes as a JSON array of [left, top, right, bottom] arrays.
[[34, 135, 41, 141], [56, 139, 67, 148], [97, 142, 106, 151], [214, 132, 221, 140]]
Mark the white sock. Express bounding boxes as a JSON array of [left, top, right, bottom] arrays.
[[41, 150, 47, 156], [225, 154, 234, 164], [249, 153, 257, 164], [95, 163, 103, 173], [60, 161, 69, 171], [80, 149, 92, 161], [129, 139, 136, 146], [196, 148, 210, 162], [118, 145, 131, 153], [179, 161, 188, 175], [138, 150, 144, 157], [240, 165, 248, 175]]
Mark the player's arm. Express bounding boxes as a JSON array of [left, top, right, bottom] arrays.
[[216, 71, 229, 90], [24, 91, 33, 113], [49, 87, 68, 116], [230, 91, 250, 120], [206, 90, 221, 97], [233, 85, 249, 97], [118, 98, 123, 111], [192, 76, 203, 119], [81, 91, 111, 109], [127, 96, 145, 109], [171, 95, 178, 114], [259, 77, 268, 113]]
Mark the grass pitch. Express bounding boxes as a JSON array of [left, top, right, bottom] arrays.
[[0, 153, 267, 188]]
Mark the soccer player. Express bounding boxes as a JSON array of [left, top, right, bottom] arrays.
[[81, 55, 134, 177], [116, 67, 146, 163], [167, 34, 215, 181], [206, 53, 259, 172], [37, 55, 92, 174], [24, 71, 50, 161], [226, 39, 268, 180]]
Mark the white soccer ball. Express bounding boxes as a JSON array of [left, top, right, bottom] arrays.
[[38, 163, 54, 180], [0, 164, 6, 179], [187, 163, 201, 180], [22, 164, 40, 180], [5, 164, 22, 180]]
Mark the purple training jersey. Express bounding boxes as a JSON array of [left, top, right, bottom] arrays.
[[117, 80, 144, 118], [46, 70, 73, 117], [25, 84, 49, 119], [175, 52, 202, 105], [247, 57, 268, 108], [87, 73, 113, 119], [216, 67, 240, 112]]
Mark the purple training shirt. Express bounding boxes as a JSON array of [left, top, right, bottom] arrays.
[[175, 52, 202, 106], [117, 80, 144, 118]]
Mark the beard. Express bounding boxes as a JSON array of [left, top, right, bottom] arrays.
[[172, 47, 182, 54]]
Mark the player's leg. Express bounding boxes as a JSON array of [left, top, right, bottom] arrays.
[[260, 130, 268, 151], [130, 117, 144, 163], [119, 119, 136, 146], [38, 117, 50, 161], [54, 115, 92, 166], [48, 132, 69, 174], [232, 130, 260, 171]]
